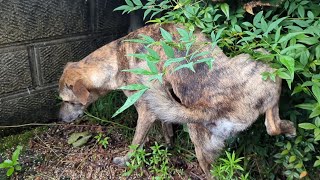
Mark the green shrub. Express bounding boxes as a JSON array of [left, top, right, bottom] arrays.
[[113, 0, 320, 178]]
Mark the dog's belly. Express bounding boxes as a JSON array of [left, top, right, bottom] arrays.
[[204, 119, 249, 151]]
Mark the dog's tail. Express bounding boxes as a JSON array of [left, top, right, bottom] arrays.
[[144, 88, 214, 124]]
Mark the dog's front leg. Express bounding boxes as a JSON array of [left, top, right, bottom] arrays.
[[113, 102, 156, 166]]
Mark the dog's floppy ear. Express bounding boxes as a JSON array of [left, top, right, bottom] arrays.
[[73, 79, 90, 105]]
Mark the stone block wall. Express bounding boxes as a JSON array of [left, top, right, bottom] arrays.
[[0, 0, 130, 125]]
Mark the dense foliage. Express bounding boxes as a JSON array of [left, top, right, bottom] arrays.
[[114, 0, 320, 179]]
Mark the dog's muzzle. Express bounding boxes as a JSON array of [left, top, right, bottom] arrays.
[[59, 102, 85, 122]]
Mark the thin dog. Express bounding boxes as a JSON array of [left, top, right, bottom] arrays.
[[58, 23, 296, 179]]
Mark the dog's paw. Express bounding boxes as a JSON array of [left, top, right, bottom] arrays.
[[279, 120, 296, 138], [112, 156, 128, 167]]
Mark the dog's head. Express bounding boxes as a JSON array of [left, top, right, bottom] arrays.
[[58, 62, 98, 122]]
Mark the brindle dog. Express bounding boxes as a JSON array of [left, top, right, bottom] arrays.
[[58, 23, 296, 179]]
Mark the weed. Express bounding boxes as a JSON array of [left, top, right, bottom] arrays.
[[94, 133, 110, 149], [123, 144, 147, 177], [211, 151, 249, 180], [0, 146, 23, 177]]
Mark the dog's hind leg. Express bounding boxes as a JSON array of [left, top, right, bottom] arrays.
[[265, 103, 296, 137], [162, 122, 174, 148], [113, 102, 156, 166], [188, 123, 218, 180]]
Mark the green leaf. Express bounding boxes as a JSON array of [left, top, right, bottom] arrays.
[[315, 117, 320, 127], [112, 89, 148, 117], [132, 0, 142, 6], [312, 85, 320, 103], [147, 61, 158, 73], [220, 3, 229, 19], [161, 42, 174, 58], [164, 57, 185, 67], [127, 53, 149, 61], [72, 135, 92, 147], [289, 155, 296, 163], [174, 62, 195, 72], [280, 44, 305, 55], [113, 5, 131, 12], [6, 167, 14, 176], [310, 105, 320, 118], [15, 165, 21, 171], [275, 26, 282, 42], [122, 68, 155, 75], [68, 131, 90, 144], [295, 103, 315, 110], [299, 123, 317, 130], [297, 5, 305, 18], [177, 28, 189, 40], [307, 11, 314, 20], [278, 32, 305, 43], [125, 0, 133, 7], [264, 17, 286, 36], [279, 56, 295, 76], [139, 34, 155, 44], [148, 73, 163, 84], [260, 16, 268, 33], [314, 160, 320, 167], [12, 146, 22, 163], [143, 8, 152, 20], [195, 58, 214, 69], [118, 84, 149, 91], [145, 47, 160, 61], [160, 28, 173, 42], [253, 11, 263, 28]]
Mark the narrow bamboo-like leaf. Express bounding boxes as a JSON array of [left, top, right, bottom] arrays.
[[161, 42, 174, 58], [125, 0, 133, 7], [177, 28, 189, 40], [145, 46, 160, 61], [174, 62, 195, 72], [147, 61, 158, 73], [164, 57, 185, 67], [113, 5, 131, 12], [132, 0, 142, 6], [138, 34, 155, 44], [127, 53, 149, 61], [160, 27, 173, 42], [148, 73, 163, 84], [264, 17, 286, 36], [122, 68, 155, 75], [112, 89, 148, 117], [118, 84, 149, 91]]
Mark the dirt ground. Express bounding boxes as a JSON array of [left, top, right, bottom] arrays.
[[1, 121, 205, 180]]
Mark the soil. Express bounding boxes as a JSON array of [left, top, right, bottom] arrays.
[[1, 121, 205, 180]]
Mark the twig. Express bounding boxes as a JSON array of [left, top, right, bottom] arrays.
[[0, 123, 103, 128], [85, 112, 134, 131]]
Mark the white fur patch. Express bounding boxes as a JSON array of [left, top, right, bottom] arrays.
[[205, 119, 249, 151]]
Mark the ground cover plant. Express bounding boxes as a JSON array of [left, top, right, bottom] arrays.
[[112, 0, 320, 179]]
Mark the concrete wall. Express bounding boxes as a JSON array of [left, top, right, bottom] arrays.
[[0, 0, 130, 125]]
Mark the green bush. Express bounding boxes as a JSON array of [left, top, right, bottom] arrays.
[[113, 0, 320, 179]]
